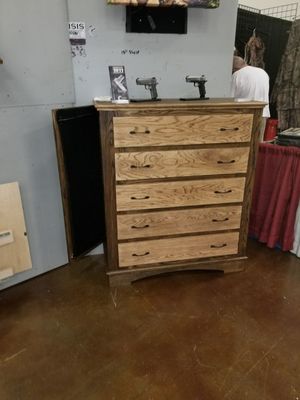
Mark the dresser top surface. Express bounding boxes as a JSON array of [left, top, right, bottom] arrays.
[[94, 98, 267, 112]]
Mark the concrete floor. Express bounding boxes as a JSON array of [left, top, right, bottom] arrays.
[[1, 239, 300, 400]]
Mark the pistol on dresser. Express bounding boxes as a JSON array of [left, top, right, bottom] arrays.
[[180, 74, 209, 101], [131, 77, 161, 102]]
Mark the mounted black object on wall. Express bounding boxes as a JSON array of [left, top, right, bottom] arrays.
[[126, 6, 187, 34], [108, 0, 220, 8]]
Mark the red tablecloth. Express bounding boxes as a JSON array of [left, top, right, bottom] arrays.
[[249, 143, 300, 250]]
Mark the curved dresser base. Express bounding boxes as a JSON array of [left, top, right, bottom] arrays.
[[107, 256, 247, 287]]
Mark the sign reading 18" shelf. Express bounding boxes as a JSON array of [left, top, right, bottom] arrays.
[[69, 22, 86, 45]]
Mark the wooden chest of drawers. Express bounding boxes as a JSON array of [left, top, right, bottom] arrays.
[[95, 99, 264, 286]]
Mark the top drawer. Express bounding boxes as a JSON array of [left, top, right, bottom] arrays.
[[113, 114, 253, 148]]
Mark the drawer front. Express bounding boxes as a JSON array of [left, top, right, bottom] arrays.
[[117, 206, 242, 239], [116, 177, 245, 211], [113, 114, 253, 148], [115, 147, 250, 181], [118, 232, 239, 267]]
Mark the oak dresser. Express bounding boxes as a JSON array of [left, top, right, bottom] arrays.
[[95, 99, 265, 286]]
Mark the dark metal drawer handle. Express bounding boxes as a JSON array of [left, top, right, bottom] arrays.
[[210, 244, 227, 249], [212, 218, 229, 223], [219, 127, 239, 132], [217, 160, 236, 164], [132, 252, 150, 257], [131, 224, 150, 229], [130, 196, 150, 200], [130, 164, 151, 169], [129, 129, 150, 135], [214, 190, 232, 194]]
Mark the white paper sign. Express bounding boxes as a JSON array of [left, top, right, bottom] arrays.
[[69, 22, 86, 45]]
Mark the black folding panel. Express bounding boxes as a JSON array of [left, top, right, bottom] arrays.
[[53, 106, 105, 259]]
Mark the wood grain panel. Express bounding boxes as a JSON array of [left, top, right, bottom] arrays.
[[99, 111, 119, 270], [52, 109, 74, 260], [239, 108, 262, 255], [118, 232, 239, 267], [115, 147, 250, 181], [95, 99, 266, 111], [0, 182, 32, 278], [117, 206, 242, 239], [113, 114, 253, 147], [116, 177, 245, 211]]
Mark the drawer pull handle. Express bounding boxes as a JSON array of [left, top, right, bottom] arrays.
[[214, 190, 232, 194], [219, 127, 239, 132], [131, 224, 150, 229], [132, 252, 150, 257], [217, 160, 236, 164], [130, 164, 151, 169], [212, 218, 229, 223], [210, 244, 227, 249], [129, 129, 150, 135], [130, 195, 150, 200]]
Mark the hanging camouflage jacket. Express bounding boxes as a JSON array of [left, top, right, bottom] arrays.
[[272, 20, 300, 130]]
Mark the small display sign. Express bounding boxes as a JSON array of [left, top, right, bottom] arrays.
[[108, 66, 129, 103]]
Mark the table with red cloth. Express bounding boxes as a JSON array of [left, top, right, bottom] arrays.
[[249, 143, 300, 251]]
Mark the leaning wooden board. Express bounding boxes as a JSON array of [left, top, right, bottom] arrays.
[[0, 182, 32, 280]]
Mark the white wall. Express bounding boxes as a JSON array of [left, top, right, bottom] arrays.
[[0, 0, 75, 290], [67, 0, 239, 103], [0, 0, 239, 289], [67, 0, 239, 256]]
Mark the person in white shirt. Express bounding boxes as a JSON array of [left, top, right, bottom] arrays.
[[231, 56, 270, 141]]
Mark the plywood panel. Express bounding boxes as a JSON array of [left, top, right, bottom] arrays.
[[0, 182, 32, 279]]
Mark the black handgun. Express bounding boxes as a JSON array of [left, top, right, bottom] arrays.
[[185, 75, 208, 99]]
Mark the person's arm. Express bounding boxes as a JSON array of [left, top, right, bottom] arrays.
[[230, 72, 238, 98]]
